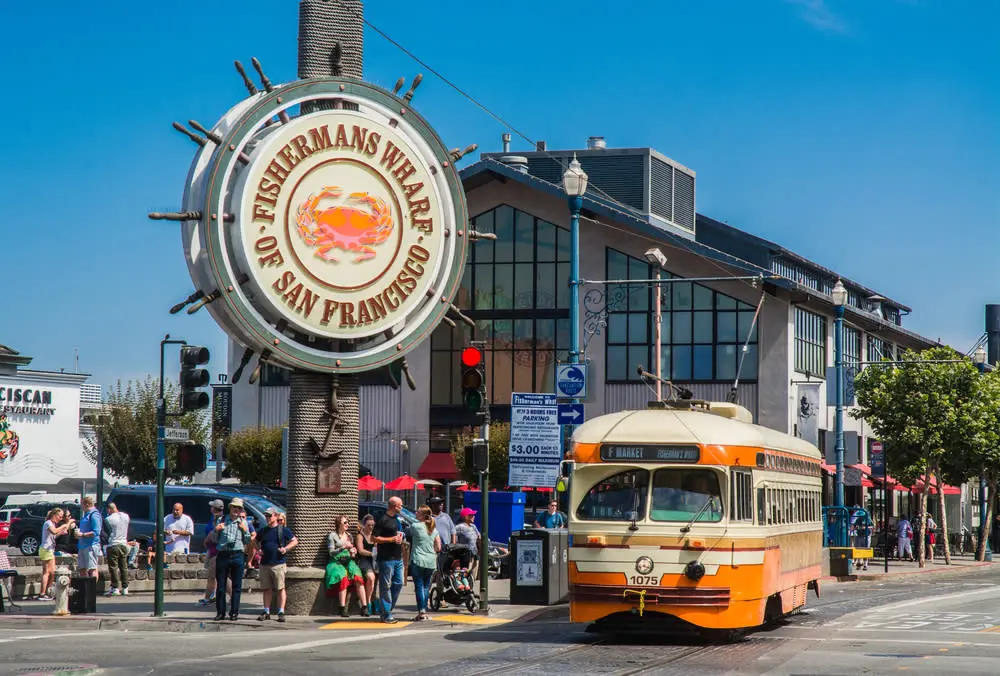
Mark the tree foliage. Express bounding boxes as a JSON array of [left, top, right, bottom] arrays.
[[224, 426, 284, 486], [451, 423, 511, 488], [851, 346, 989, 564], [83, 377, 208, 483]]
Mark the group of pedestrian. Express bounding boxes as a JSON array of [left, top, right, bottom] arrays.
[[892, 513, 938, 562]]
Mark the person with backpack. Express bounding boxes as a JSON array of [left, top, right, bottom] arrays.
[[256, 508, 297, 622]]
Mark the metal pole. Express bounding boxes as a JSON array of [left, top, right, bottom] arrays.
[[976, 360, 992, 561], [479, 418, 490, 614], [883, 448, 888, 573], [155, 337, 167, 617], [654, 267, 662, 401], [96, 426, 104, 508], [568, 194, 582, 369], [834, 304, 845, 510]]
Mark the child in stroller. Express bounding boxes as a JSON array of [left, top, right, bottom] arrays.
[[429, 544, 479, 613]]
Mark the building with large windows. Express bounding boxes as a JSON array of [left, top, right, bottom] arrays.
[[227, 138, 939, 500]]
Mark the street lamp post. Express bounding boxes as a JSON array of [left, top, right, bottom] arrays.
[[644, 248, 668, 400], [973, 346, 992, 561], [831, 279, 848, 509], [562, 155, 588, 458]]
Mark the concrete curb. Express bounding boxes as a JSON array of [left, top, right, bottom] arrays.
[[510, 604, 568, 624], [822, 561, 995, 583], [0, 614, 280, 633]]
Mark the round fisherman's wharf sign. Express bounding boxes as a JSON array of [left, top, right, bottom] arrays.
[[179, 78, 468, 373]]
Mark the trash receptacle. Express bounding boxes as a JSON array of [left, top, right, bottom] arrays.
[[69, 576, 97, 614], [509, 529, 563, 605]]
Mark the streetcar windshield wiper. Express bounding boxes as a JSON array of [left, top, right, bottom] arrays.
[[627, 477, 641, 531], [680, 495, 716, 533]]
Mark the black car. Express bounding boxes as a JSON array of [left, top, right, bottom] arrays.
[[9, 502, 81, 556], [104, 485, 285, 553]]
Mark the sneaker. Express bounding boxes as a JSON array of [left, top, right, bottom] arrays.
[[208, 592, 217, 602], [277, 612, 286, 623], [197, 598, 210, 606], [38, 594, 54, 601], [104, 588, 119, 597], [122, 588, 129, 596], [258, 611, 270, 621], [383, 616, 398, 624]]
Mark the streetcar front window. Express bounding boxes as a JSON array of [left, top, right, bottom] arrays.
[[649, 469, 723, 522], [575, 469, 649, 522]]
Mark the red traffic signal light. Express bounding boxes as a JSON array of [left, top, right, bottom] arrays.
[[461, 346, 482, 367]]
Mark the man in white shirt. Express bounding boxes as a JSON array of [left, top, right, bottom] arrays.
[[104, 502, 131, 596], [164, 503, 195, 565]]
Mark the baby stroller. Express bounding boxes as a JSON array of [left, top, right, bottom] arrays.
[[429, 544, 480, 613]]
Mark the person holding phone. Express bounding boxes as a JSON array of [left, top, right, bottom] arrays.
[[213, 498, 251, 621]]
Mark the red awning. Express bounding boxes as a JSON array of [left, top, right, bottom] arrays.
[[416, 452, 461, 481], [911, 477, 961, 495]]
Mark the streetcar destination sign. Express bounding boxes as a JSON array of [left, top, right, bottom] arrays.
[[600, 445, 701, 463]]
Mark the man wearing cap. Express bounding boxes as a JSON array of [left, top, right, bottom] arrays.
[[197, 499, 225, 607], [255, 507, 297, 622], [213, 498, 251, 621], [455, 507, 481, 583]]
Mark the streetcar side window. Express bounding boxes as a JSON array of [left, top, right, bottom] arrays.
[[575, 469, 649, 522], [730, 470, 753, 522], [757, 487, 766, 525], [650, 469, 723, 522]]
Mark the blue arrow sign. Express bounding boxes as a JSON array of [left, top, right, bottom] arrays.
[[557, 403, 585, 426]]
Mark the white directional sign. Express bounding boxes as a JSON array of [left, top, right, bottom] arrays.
[[163, 427, 190, 442], [508, 393, 561, 488]]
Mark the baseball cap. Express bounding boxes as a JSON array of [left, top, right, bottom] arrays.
[[460, 507, 477, 518], [208, 499, 224, 509], [264, 507, 278, 516], [426, 497, 444, 505]]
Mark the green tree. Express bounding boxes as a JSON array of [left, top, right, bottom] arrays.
[[851, 346, 982, 566], [83, 377, 208, 483], [224, 426, 284, 486], [451, 423, 511, 488]]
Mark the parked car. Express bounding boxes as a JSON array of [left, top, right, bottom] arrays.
[[0, 507, 18, 543], [104, 485, 284, 553], [9, 502, 81, 555], [358, 501, 418, 528], [198, 484, 286, 507]]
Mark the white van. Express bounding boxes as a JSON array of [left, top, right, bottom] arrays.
[[2, 491, 82, 513]]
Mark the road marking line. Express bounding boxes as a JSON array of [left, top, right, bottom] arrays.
[[0, 631, 103, 644], [760, 635, 1000, 649], [320, 620, 408, 630], [169, 628, 452, 663], [428, 614, 510, 625], [858, 588, 1000, 614]]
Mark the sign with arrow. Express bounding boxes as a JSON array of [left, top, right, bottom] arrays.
[[557, 403, 584, 426]]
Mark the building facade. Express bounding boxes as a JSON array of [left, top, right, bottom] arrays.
[[0, 344, 103, 497], [227, 139, 938, 496]]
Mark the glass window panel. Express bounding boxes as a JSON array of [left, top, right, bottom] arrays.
[[515, 210, 534, 261], [693, 345, 713, 380], [449, 351, 461, 404], [430, 352, 451, 405], [492, 349, 513, 404], [716, 294, 737, 310], [628, 346, 649, 379], [717, 312, 737, 343], [557, 319, 570, 351], [557, 225, 570, 262], [659, 312, 671, 344], [494, 206, 514, 262], [536, 319, 556, 350], [740, 344, 758, 380], [493, 264, 513, 310], [608, 314, 627, 344], [536, 263, 556, 309], [629, 257, 649, 281], [629, 285, 649, 312], [473, 209, 494, 263], [556, 349, 569, 364], [738, 310, 758, 343], [716, 345, 737, 381], [514, 318, 533, 347], [672, 282, 693, 310], [628, 313, 648, 343], [557, 262, 570, 308], [672, 312, 692, 343], [457, 265, 472, 310], [607, 250, 629, 281], [474, 264, 493, 310], [475, 319, 493, 342], [576, 469, 649, 522], [494, 320, 513, 348], [513, 350, 533, 392], [536, 220, 556, 262], [514, 263, 534, 309], [693, 311, 713, 343], [673, 345, 693, 380], [659, 346, 671, 380], [431, 325, 451, 350], [536, 350, 555, 392], [693, 285, 713, 310], [607, 346, 627, 381]]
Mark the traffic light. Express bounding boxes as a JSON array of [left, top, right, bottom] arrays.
[[175, 443, 207, 474], [465, 439, 489, 473], [460, 346, 487, 415], [179, 345, 211, 412]]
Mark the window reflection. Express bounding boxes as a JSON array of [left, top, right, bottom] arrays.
[[576, 469, 650, 522], [650, 469, 723, 522]]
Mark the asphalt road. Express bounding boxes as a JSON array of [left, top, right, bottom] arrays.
[[4, 567, 1000, 675]]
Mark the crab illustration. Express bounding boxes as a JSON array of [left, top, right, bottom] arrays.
[[0, 414, 19, 461], [295, 186, 394, 263]]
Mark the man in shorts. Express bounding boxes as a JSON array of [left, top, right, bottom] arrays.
[[256, 507, 297, 622], [75, 497, 103, 579]]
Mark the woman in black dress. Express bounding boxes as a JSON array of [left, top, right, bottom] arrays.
[[355, 514, 377, 615]]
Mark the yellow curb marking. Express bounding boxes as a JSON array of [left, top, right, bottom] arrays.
[[428, 614, 511, 625], [978, 625, 1000, 633], [320, 620, 408, 630]]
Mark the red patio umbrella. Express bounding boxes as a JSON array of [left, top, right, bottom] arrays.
[[358, 475, 383, 491], [385, 474, 418, 490]]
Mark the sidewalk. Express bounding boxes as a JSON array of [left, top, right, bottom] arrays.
[[0, 578, 563, 633], [824, 553, 997, 582]]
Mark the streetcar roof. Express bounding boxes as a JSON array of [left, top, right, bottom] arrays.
[[571, 406, 821, 460]]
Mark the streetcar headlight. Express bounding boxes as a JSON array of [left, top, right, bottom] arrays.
[[684, 560, 706, 581], [635, 556, 654, 575]]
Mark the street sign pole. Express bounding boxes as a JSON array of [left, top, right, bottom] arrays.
[[155, 335, 185, 618]]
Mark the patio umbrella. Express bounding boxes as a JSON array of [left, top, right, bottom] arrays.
[[358, 475, 383, 492], [386, 474, 419, 509]]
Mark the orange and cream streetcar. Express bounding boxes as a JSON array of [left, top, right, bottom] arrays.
[[566, 399, 823, 633]]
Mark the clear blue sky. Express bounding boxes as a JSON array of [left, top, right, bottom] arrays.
[[2, 0, 997, 389]]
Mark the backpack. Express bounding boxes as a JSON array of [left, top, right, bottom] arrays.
[[100, 515, 111, 546]]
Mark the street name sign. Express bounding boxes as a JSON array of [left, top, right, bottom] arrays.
[[163, 427, 190, 443]]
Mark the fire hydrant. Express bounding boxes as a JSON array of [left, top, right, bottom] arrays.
[[52, 565, 74, 616]]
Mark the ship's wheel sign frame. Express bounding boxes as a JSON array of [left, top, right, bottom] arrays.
[[180, 77, 469, 374]]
